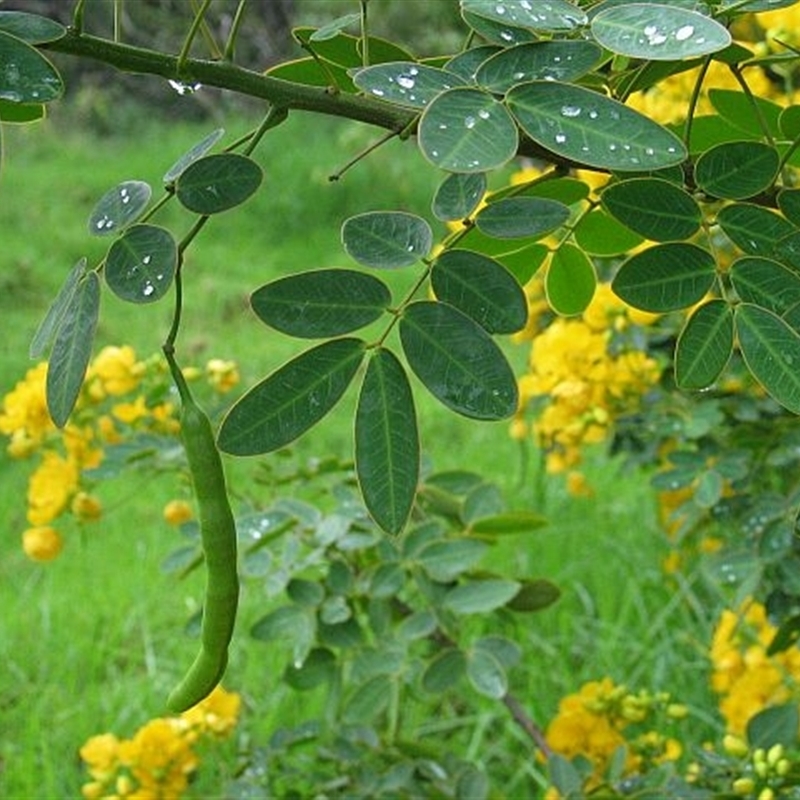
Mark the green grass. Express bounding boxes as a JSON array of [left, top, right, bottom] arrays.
[[0, 108, 721, 797]]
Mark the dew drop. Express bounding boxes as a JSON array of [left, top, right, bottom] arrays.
[[500, 30, 514, 41], [409, 67, 419, 76], [513, 71, 525, 80], [143, 282, 155, 297], [168, 79, 202, 95], [555, 133, 567, 144], [588, 110, 598, 119], [397, 75, 415, 90], [645, 147, 655, 156], [142, 255, 152, 265], [520, 0, 532, 8], [371, 88, 385, 97], [495, 2, 506, 14], [465, 116, 476, 129], [478, 109, 491, 120], [561, 105, 581, 117], [438, 123, 448, 130], [675, 25, 694, 41]]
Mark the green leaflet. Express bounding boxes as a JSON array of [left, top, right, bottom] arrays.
[[695, 141, 779, 200], [675, 300, 734, 390], [176, 153, 263, 214], [104, 224, 177, 304], [341, 210, 432, 268]]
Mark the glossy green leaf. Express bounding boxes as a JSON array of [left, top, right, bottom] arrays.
[[730, 257, 800, 315], [218, 338, 366, 455], [309, 12, 361, 41], [0, 31, 63, 103], [343, 675, 392, 724], [418, 88, 518, 173], [283, 648, 336, 691], [474, 41, 602, 94], [416, 539, 489, 582], [176, 153, 263, 214], [709, 88, 782, 139], [675, 300, 734, 390], [461, 10, 536, 45], [265, 56, 353, 90], [600, 178, 701, 241], [506, 579, 561, 612], [694, 141, 779, 200], [432, 172, 487, 222], [497, 243, 549, 285], [46, 271, 100, 428], [774, 231, 800, 272], [461, 0, 587, 31], [778, 189, 800, 227], [0, 11, 65, 43], [747, 705, 800, 750], [293, 26, 414, 68], [466, 648, 507, 699], [30, 258, 85, 359], [0, 99, 43, 122], [399, 301, 518, 420], [573, 208, 644, 256], [546, 245, 596, 316], [352, 62, 466, 108], [445, 45, 502, 82], [442, 579, 521, 615], [591, 5, 730, 60], [612, 243, 716, 312], [469, 511, 547, 535], [422, 649, 467, 693], [250, 269, 391, 338], [506, 81, 686, 172], [104, 224, 177, 304], [474, 636, 521, 669], [341, 211, 432, 268], [779, 105, 800, 140], [717, 203, 795, 257], [511, 175, 591, 205], [475, 197, 570, 240], [355, 348, 419, 536], [163, 127, 225, 184], [431, 249, 528, 334], [396, 610, 438, 641], [88, 181, 152, 236], [735, 303, 800, 414]]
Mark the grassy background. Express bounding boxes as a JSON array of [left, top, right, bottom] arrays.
[[0, 106, 720, 797]]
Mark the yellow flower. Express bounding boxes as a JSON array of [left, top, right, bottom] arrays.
[[0, 362, 53, 452], [88, 346, 145, 398], [113, 396, 150, 424], [206, 359, 240, 393], [72, 491, 103, 521], [27, 450, 79, 525], [163, 499, 193, 526], [180, 685, 241, 738], [22, 526, 63, 561], [79, 732, 121, 780]]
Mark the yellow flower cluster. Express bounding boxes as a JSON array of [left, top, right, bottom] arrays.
[[514, 283, 661, 486], [710, 599, 800, 736], [545, 677, 685, 795], [80, 685, 241, 800], [0, 346, 240, 560]]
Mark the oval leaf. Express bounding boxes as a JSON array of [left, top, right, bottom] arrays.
[[546, 244, 596, 316], [717, 202, 796, 257], [600, 178, 702, 241], [506, 80, 687, 172], [431, 249, 528, 334], [445, 45, 502, 82], [573, 208, 644, 257], [442, 579, 521, 615], [675, 299, 734, 390], [0, 99, 43, 122], [104, 224, 177, 304], [176, 153, 263, 214], [88, 180, 152, 236], [418, 87, 518, 173], [417, 539, 489, 582], [461, 10, 537, 46], [0, 30, 63, 103], [612, 243, 716, 312], [342, 210, 432, 268], [30, 258, 86, 359], [735, 303, 800, 414], [730, 257, 800, 315], [163, 127, 225, 184], [218, 338, 366, 455], [591, 5, 731, 60], [475, 41, 602, 94], [778, 188, 800, 227], [355, 348, 420, 536], [250, 268, 391, 338], [695, 141, 779, 200], [352, 61, 467, 108], [461, 0, 587, 31], [475, 196, 570, 239], [422, 649, 467, 694], [0, 11, 66, 44], [432, 172, 487, 222], [46, 271, 100, 428], [399, 301, 518, 420], [466, 648, 507, 699]]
